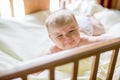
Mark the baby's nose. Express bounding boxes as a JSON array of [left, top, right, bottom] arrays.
[[64, 36, 72, 43]]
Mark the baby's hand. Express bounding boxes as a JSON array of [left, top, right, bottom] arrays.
[[50, 46, 62, 53]]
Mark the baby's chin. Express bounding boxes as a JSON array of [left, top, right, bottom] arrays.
[[63, 42, 79, 50], [63, 44, 78, 50]]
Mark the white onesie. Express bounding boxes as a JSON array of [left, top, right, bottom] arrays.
[[75, 16, 93, 36]]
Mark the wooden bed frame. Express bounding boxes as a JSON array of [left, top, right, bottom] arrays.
[[0, 38, 120, 80], [97, 0, 120, 10], [0, 0, 120, 80]]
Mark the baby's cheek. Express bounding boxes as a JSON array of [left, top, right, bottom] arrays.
[[75, 35, 81, 40]]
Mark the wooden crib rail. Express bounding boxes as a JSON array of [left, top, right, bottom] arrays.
[[0, 38, 120, 80]]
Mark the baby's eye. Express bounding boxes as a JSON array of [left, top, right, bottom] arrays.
[[56, 35, 63, 38], [69, 30, 75, 33]]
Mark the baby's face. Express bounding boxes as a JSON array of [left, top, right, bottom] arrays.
[[49, 22, 80, 50]]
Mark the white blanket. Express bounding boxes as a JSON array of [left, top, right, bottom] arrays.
[[0, 11, 51, 69]]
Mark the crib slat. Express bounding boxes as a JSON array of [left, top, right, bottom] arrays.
[[21, 75, 27, 80], [72, 60, 79, 80], [107, 0, 112, 8], [100, 0, 105, 6], [49, 67, 55, 80], [106, 48, 119, 80], [90, 54, 100, 80]]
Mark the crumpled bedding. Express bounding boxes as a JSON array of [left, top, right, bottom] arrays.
[[0, 0, 120, 80], [0, 11, 51, 69]]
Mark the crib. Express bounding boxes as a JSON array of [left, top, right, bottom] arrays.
[[0, 0, 120, 80], [0, 38, 120, 80]]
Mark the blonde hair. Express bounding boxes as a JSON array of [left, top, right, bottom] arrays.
[[45, 9, 77, 33]]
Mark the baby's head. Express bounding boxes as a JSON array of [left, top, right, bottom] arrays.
[[46, 9, 80, 50]]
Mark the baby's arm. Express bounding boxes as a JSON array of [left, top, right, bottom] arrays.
[[88, 34, 112, 42], [50, 46, 62, 53]]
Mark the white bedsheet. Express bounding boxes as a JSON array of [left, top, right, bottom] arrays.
[[0, 1, 120, 80], [0, 11, 51, 69]]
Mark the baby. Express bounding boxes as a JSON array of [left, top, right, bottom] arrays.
[[45, 9, 106, 53]]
